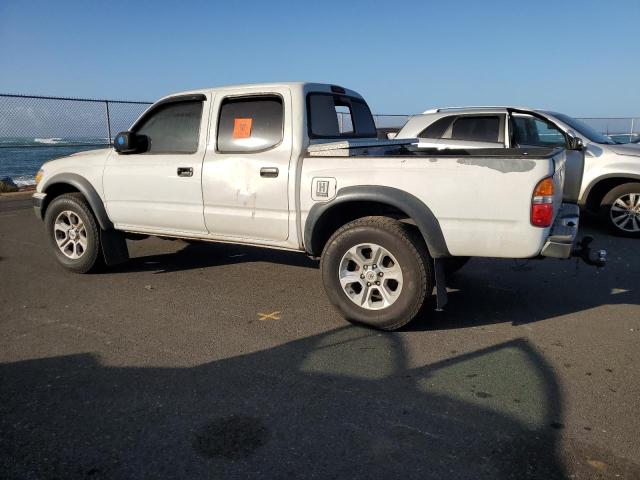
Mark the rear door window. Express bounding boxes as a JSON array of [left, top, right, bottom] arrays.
[[450, 116, 501, 142], [217, 95, 283, 153]]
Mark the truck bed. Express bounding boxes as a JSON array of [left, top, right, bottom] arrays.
[[301, 141, 569, 259]]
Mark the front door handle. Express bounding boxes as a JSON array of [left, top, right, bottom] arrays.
[[260, 167, 279, 178], [177, 167, 193, 177]]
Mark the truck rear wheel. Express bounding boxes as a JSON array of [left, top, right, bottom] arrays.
[[320, 216, 434, 331], [44, 193, 102, 273], [600, 182, 640, 238]]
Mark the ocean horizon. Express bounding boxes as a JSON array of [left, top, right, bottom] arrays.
[[0, 137, 108, 185]]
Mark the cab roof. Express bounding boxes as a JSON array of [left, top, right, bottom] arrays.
[[155, 82, 365, 103]]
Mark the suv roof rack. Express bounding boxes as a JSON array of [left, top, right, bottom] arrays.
[[422, 106, 533, 114]]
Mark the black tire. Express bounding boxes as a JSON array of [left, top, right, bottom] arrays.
[[44, 193, 102, 273], [599, 182, 640, 238], [320, 216, 434, 331], [443, 256, 470, 276]]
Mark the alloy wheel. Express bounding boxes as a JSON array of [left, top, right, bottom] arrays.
[[53, 210, 88, 259], [610, 193, 640, 233], [339, 243, 403, 310]]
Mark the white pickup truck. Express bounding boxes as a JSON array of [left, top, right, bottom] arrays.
[[33, 82, 604, 330]]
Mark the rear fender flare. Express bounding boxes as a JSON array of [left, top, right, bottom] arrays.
[[304, 185, 450, 258]]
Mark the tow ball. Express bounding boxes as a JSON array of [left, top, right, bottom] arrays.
[[572, 236, 607, 267]]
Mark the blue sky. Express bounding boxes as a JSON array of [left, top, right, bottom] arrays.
[[1, 0, 638, 116]]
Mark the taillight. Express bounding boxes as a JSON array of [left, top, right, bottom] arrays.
[[531, 177, 554, 227]]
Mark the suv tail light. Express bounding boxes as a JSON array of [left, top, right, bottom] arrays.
[[531, 177, 554, 227]]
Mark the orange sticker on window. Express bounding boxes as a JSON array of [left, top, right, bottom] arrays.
[[233, 118, 253, 139]]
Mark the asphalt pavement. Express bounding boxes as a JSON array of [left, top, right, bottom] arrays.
[[1, 193, 639, 479]]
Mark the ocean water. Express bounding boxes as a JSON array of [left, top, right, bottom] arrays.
[[0, 137, 107, 185]]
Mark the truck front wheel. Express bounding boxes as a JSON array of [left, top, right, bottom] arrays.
[[44, 193, 102, 273], [320, 216, 434, 331], [600, 182, 640, 238]]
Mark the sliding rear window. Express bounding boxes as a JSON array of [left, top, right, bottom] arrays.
[[307, 93, 377, 139]]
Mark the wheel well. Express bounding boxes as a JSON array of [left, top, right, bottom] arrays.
[[41, 183, 81, 216], [308, 201, 413, 256], [585, 177, 640, 211]]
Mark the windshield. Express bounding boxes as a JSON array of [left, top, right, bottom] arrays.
[[307, 93, 377, 139], [545, 112, 616, 144]]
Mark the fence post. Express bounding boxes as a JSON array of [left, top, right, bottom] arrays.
[[631, 118, 635, 139], [105, 100, 112, 146]]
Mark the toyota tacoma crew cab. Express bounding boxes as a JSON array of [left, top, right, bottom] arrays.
[[33, 82, 603, 330]]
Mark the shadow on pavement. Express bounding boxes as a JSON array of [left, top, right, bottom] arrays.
[[1, 327, 569, 479], [112, 240, 318, 274], [411, 220, 639, 331], [408, 260, 639, 331], [114, 223, 638, 332]]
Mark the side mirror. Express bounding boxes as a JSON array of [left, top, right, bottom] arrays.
[[113, 131, 148, 154], [566, 131, 585, 151]]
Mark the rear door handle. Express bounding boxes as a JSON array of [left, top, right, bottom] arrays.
[[260, 167, 279, 178], [177, 167, 193, 177]]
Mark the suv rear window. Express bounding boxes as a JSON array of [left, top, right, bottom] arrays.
[[451, 116, 500, 142], [307, 93, 377, 139], [418, 116, 454, 139]]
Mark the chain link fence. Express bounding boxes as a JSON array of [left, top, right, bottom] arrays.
[[1, 93, 639, 187], [0, 94, 151, 185]]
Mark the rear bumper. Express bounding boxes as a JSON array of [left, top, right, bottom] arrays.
[[540, 203, 579, 259], [32, 192, 46, 220]]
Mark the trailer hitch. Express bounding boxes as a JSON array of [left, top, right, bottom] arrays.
[[572, 236, 607, 267]]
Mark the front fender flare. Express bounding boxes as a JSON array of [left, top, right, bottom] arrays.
[[40, 173, 113, 230], [304, 185, 450, 258]]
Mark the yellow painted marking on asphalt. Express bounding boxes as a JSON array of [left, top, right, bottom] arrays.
[[258, 311, 281, 321], [587, 459, 607, 471]]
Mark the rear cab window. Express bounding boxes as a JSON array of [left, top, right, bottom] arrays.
[[307, 93, 377, 139]]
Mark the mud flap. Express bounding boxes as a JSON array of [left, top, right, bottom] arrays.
[[433, 258, 448, 311], [100, 229, 129, 266]]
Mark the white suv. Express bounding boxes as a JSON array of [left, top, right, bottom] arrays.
[[397, 107, 640, 237]]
